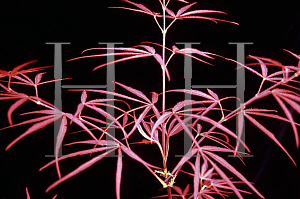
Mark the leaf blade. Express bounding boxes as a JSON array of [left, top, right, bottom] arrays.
[[116, 147, 123, 199]]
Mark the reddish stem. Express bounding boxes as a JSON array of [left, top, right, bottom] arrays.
[[167, 186, 172, 199]]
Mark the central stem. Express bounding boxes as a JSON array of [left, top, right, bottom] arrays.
[[162, 13, 166, 115], [162, 0, 167, 166], [162, 1, 171, 199], [162, 28, 167, 169]]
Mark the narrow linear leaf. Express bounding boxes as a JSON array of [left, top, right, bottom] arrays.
[[180, 9, 227, 17], [127, 105, 152, 139], [68, 52, 141, 62], [6, 116, 61, 151], [116, 147, 123, 199], [178, 0, 189, 3], [283, 49, 300, 63], [7, 98, 27, 125], [245, 113, 296, 166], [85, 104, 128, 138], [189, 114, 249, 152], [277, 90, 300, 103], [168, 89, 215, 101], [194, 153, 200, 199], [93, 54, 152, 71], [245, 109, 300, 126], [200, 159, 208, 178], [80, 115, 107, 126], [281, 96, 300, 115], [172, 100, 195, 113], [18, 65, 53, 75], [139, 45, 156, 54], [182, 184, 190, 196], [201, 145, 239, 154], [26, 187, 30, 199], [207, 89, 219, 100], [136, 123, 156, 142], [273, 95, 299, 148], [176, 2, 197, 17], [150, 111, 172, 139], [35, 72, 46, 85], [13, 75, 33, 85], [121, 0, 153, 15], [207, 159, 243, 199], [114, 81, 151, 103], [72, 103, 84, 121], [151, 92, 159, 104], [123, 112, 128, 127], [166, 7, 176, 17], [46, 148, 116, 193], [80, 89, 147, 104], [235, 110, 244, 156], [170, 148, 198, 177], [176, 48, 214, 59], [247, 55, 268, 78], [172, 185, 183, 195], [205, 151, 264, 198], [169, 116, 193, 137], [154, 53, 171, 81], [202, 167, 214, 180], [0, 115, 55, 131], [40, 147, 114, 171], [81, 90, 87, 103], [65, 113, 98, 141], [64, 140, 117, 147], [179, 16, 239, 25], [174, 114, 203, 151], [81, 46, 149, 54], [11, 60, 38, 75], [55, 115, 67, 179]]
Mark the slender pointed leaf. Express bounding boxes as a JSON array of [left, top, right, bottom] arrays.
[[7, 98, 27, 125], [204, 151, 264, 198], [127, 105, 152, 138], [114, 81, 151, 103], [245, 113, 296, 165], [181, 10, 227, 17], [26, 187, 30, 199], [168, 89, 215, 101], [273, 95, 299, 147], [35, 72, 46, 85], [176, 2, 197, 17], [6, 115, 61, 150], [46, 148, 116, 193], [121, 0, 154, 15], [150, 112, 172, 139], [65, 113, 98, 141], [116, 147, 123, 199], [40, 146, 115, 171], [78, 89, 147, 104], [55, 115, 67, 179], [166, 7, 176, 17], [183, 184, 190, 196], [194, 153, 200, 199], [93, 54, 152, 71]]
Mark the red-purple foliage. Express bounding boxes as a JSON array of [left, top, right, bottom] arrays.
[[1, 0, 299, 198]]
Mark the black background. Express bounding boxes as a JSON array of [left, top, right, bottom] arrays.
[[1, 0, 300, 198]]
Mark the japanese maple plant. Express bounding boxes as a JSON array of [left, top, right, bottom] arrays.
[[1, 0, 299, 198]]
